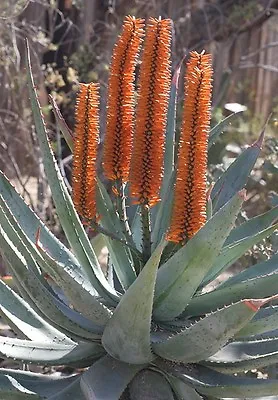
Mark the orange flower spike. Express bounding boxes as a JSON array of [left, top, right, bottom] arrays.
[[72, 83, 100, 220], [130, 18, 172, 206], [167, 51, 213, 243], [103, 16, 145, 182]]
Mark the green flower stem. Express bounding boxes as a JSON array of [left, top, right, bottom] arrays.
[[90, 221, 142, 261], [114, 179, 136, 245], [141, 204, 152, 264]]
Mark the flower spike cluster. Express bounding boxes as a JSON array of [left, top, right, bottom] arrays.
[[167, 51, 213, 243], [130, 17, 172, 207], [103, 16, 145, 182], [72, 83, 100, 220]]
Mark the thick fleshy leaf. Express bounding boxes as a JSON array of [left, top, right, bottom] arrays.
[[235, 306, 278, 338], [211, 129, 264, 212], [129, 370, 175, 400], [0, 369, 84, 400], [97, 178, 137, 290], [80, 355, 145, 400], [201, 222, 278, 287], [203, 336, 278, 373], [225, 206, 278, 246], [36, 243, 111, 326], [151, 64, 181, 237], [0, 337, 103, 366], [219, 252, 278, 289], [0, 223, 103, 341], [168, 377, 204, 400], [131, 205, 142, 251], [102, 244, 165, 364], [163, 63, 181, 190], [0, 279, 72, 343], [208, 112, 241, 150], [0, 171, 82, 274], [0, 193, 111, 328], [0, 374, 41, 398], [186, 269, 278, 317], [26, 43, 117, 305], [153, 192, 244, 321], [157, 360, 278, 398], [49, 94, 74, 151], [152, 172, 175, 250], [152, 299, 268, 363]]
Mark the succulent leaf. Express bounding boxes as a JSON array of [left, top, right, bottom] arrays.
[[0, 279, 72, 343], [97, 177, 137, 290], [0, 171, 82, 275], [49, 94, 74, 152], [0, 222, 101, 341], [102, 243, 165, 364], [211, 128, 264, 212], [153, 191, 244, 321], [168, 377, 204, 400], [80, 355, 145, 400], [0, 337, 103, 366], [235, 306, 278, 338], [202, 222, 278, 287], [187, 266, 278, 317], [225, 205, 278, 246], [0, 192, 110, 327], [129, 370, 175, 400], [157, 361, 278, 398], [203, 336, 278, 373], [26, 42, 118, 305], [208, 112, 242, 149], [0, 369, 83, 400], [152, 300, 264, 363]]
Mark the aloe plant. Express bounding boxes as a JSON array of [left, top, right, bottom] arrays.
[[0, 16, 278, 399]]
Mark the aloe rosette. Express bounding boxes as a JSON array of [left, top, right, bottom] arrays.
[[0, 16, 278, 400]]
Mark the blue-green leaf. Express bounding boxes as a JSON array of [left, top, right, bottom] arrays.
[[235, 306, 278, 338], [211, 129, 264, 212], [153, 192, 244, 321], [0, 337, 103, 366], [186, 263, 278, 317], [168, 377, 204, 400], [202, 222, 278, 287], [225, 206, 278, 246], [26, 42, 117, 305], [208, 112, 242, 150], [153, 299, 265, 363], [129, 370, 175, 400], [0, 193, 111, 328], [97, 177, 137, 290], [0, 279, 72, 344], [0, 171, 82, 275], [157, 360, 278, 398], [203, 336, 278, 373], [0, 217, 103, 341], [80, 355, 145, 400], [0, 369, 84, 400], [102, 243, 165, 364], [49, 94, 74, 151]]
